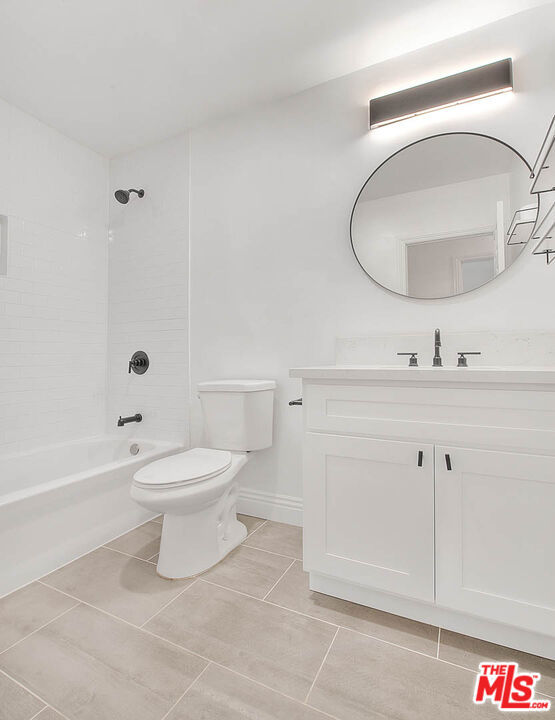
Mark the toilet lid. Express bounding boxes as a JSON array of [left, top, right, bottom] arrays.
[[133, 448, 232, 489]]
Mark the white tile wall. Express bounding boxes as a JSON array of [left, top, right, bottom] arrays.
[[0, 98, 109, 454], [107, 134, 190, 445]]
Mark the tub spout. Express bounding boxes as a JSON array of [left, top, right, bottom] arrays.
[[117, 413, 142, 427]]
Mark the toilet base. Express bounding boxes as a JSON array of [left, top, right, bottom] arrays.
[[156, 518, 246, 580], [155, 480, 247, 579]]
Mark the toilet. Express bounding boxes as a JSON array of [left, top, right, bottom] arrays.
[[131, 379, 275, 579]]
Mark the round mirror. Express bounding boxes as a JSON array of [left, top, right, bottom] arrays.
[[350, 133, 537, 299]]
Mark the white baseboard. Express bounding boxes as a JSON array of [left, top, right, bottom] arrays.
[[237, 488, 303, 527]]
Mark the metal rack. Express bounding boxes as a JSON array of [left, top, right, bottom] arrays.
[[506, 205, 538, 245], [530, 114, 555, 263], [530, 114, 555, 194], [532, 196, 555, 264]]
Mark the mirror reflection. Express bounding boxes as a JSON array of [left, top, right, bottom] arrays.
[[350, 133, 537, 299]]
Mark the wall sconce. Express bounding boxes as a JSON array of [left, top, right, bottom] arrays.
[[369, 58, 513, 130]]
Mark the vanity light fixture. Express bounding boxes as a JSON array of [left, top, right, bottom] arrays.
[[369, 58, 513, 129]]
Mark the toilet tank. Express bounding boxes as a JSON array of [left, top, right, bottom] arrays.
[[197, 380, 276, 451]]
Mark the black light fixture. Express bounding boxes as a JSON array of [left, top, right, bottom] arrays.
[[369, 58, 513, 130]]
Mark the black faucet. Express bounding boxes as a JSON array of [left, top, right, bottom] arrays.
[[117, 413, 142, 427], [433, 328, 442, 367]]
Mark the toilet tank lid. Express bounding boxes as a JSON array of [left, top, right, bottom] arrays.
[[197, 379, 276, 392]]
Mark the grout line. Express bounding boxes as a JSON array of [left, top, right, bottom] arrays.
[[0, 603, 80, 656], [241, 542, 299, 562], [36, 580, 165, 631], [142, 628, 343, 720], [0, 669, 73, 720], [436, 627, 441, 659], [159, 662, 211, 720], [36, 578, 198, 634], [262, 559, 296, 600], [242, 519, 268, 539], [199, 578, 265, 602], [140, 579, 199, 628], [304, 626, 340, 704], [28, 708, 48, 720], [101, 544, 157, 564], [146, 552, 159, 562]]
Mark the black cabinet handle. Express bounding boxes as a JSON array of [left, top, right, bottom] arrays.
[[417, 450, 423, 467], [445, 453, 452, 471], [288, 398, 302, 406]]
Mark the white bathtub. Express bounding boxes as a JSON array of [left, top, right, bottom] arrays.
[[0, 435, 181, 597]]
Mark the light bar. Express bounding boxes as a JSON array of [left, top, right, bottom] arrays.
[[369, 58, 513, 130]]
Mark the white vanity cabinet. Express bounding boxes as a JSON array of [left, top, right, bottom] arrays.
[[290, 367, 555, 659], [435, 446, 555, 635], [303, 433, 434, 602]]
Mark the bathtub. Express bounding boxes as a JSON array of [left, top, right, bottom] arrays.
[[0, 435, 181, 597]]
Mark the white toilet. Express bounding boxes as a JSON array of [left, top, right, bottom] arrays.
[[131, 379, 275, 579]]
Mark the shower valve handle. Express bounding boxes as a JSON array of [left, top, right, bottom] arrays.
[[128, 351, 149, 375], [129, 357, 147, 373]]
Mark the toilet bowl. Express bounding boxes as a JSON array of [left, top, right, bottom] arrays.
[[131, 379, 275, 578]]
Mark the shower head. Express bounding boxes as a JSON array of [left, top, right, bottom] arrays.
[[114, 188, 145, 204]]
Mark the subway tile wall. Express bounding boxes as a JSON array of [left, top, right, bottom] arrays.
[[107, 134, 190, 446], [0, 98, 109, 454]]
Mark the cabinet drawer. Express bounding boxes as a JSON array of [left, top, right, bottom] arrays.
[[304, 382, 555, 450]]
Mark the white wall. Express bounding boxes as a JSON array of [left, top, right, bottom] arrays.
[[107, 134, 190, 445], [0, 98, 108, 454], [188, 4, 555, 517]]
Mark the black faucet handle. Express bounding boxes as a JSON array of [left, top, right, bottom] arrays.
[[457, 351, 481, 367], [128, 351, 149, 375], [397, 352, 418, 367]]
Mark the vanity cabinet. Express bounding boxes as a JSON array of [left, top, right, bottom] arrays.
[[303, 433, 434, 602], [291, 367, 555, 659], [435, 446, 555, 635]]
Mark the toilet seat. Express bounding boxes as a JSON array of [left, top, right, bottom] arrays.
[[133, 448, 232, 490]]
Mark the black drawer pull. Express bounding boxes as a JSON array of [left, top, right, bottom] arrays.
[[445, 453, 452, 471], [417, 450, 423, 467], [288, 398, 302, 406]]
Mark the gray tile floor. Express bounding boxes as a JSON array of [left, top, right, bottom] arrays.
[[0, 515, 553, 720]]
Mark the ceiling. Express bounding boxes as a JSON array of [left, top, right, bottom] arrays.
[[0, 0, 549, 156]]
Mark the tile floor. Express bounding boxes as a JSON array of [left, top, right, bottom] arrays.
[[0, 515, 553, 720]]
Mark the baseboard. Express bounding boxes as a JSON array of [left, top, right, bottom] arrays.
[[237, 488, 303, 527]]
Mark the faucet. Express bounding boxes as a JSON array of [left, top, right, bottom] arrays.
[[433, 328, 442, 367], [117, 413, 142, 427]]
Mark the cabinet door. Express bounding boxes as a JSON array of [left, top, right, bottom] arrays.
[[303, 433, 434, 601], [436, 446, 555, 635]]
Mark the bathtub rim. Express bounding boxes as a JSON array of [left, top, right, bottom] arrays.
[[0, 435, 183, 508]]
